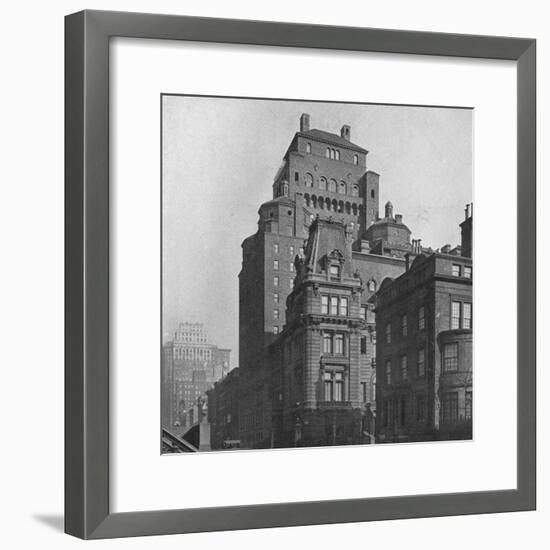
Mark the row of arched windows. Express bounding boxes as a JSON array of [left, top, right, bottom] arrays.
[[325, 147, 340, 160], [303, 172, 360, 197], [304, 193, 361, 216]]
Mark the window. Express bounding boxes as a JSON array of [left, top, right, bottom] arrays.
[[353, 154, 358, 165], [329, 265, 340, 280], [401, 355, 408, 380], [385, 360, 392, 384], [416, 394, 425, 421], [418, 306, 425, 330], [441, 392, 458, 423], [385, 323, 391, 344], [351, 185, 359, 197], [334, 372, 344, 401], [452, 264, 461, 277], [324, 372, 333, 400], [451, 301, 461, 329], [273, 326, 279, 335], [273, 260, 279, 270], [401, 314, 408, 336], [273, 309, 279, 320], [360, 305, 367, 320], [290, 262, 295, 272], [306, 142, 311, 153], [321, 295, 329, 314], [325, 148, 330, 158], [338, 181, 346, 194], [465, 301, 472, 328], [361, 382, 367, 402], [370, 189, 375, 199], [273, 276, 279, 287], [417, 347, 425, 377], [368, 279, 376, 292], [443, 342, 458, 372], [335, 150, 340, 161], [339, 297, 348, 316], [290, 278, 294, 289], [319, 177, 327, 191], [289, 245, 295, 256], [305, 173, 314, 187], [360, 336, 367, 355], [464, 266, 472, 279], [330, 296, 339, 315], [465, 391, 473, 420], [273, 243, 279, 254], [323, 333, 333, 354], [334, 334, 344, 355], [328, 179, 337, 193], [274, 292, 279, 303]]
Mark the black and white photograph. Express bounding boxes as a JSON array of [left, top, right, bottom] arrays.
[[161, 96, 473, 452]]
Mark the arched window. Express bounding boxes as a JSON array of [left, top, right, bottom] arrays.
[[304, 193, 311, 207], [371, 189, 375, 199], [345, 202, 351, 214], [312, 195, 317, 208], [332, 199, 338, 211], [283, 182, 289, 196], [338, 181, 346, 194], [338, 200, 344, 213], [352, 203, 358, 216], [325, 197, 331, 211], [326, 148, 331, 159], [319, 196, 325, 210], [335, 150, 340, 161], [352, 185, 359, 197], [328, 179, 337, 193], [305, 173, 314, 188], [319, 177, 327, 191], [306, 142, 311, 153], [353, 154, 359, 165]]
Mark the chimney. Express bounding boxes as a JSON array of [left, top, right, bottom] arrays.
[[460, 204, 473, 258], [340, 124, 351, 141], [384, 201, 393, 219], [300, 113, 310, 133], [441, 244, 451, 254], [395, 214, 403, 224]]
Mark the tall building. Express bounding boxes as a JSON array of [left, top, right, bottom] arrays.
[[162, 322, 231, 429], [237, 114, 426, 448], [374, 206, 473, 442], [207, 368, 240, 450]]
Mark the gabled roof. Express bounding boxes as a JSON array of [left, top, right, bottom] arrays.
[[297, 129, 369, 154]]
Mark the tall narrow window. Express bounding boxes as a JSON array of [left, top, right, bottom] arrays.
[[334, 372, 344, 401], [306, 142, 311, 153], [400, 398, 406, 426], [323, 333, 333, 354], [289, 278, 294, 290], [325, 148, 330, 158], [335, 150, 340, 161], [385, 323, 391, 344], [338, 181, 346, 194], [273, 309, 279, 320], [360, 305, 367, 320], [401, 314, 408, 336], [273, 326, 279, 335], [334, 334, 344, 355], [290, 262, 295, 272], [324, 372, 333, 401], [463, 302, 472, 329], [321, 295, 329, 314], [351, 185, 359, 197], [452, 264, 461, 277], [417, 347, 425, 377], [443, 343, 458, 372], [451, 301, 461, 329], [401, 355, 408, 380], [339, 297, 348, 316], [273, 276, 279, 287], [305, 173, 314, 187], [361, 382, 367, 402], [353, 154, 359, 165], [330, 296, 338, 315], [385, 360, 392, 384], [294, 171, 299, 182], [465, 391, 473, 420], [289, 245, 295, 256], [442, 392, 458, 423], [273, 243, 279, 254], [319, 177, 327, 191], [464, 266, 472, 279], [360, 336, 367, 355], [416, 394, 425, 421], [418, 306, 425, 330], [273, 260, 279, 270]]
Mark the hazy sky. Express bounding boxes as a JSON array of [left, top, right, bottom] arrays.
[[162, 96, 472, 364]]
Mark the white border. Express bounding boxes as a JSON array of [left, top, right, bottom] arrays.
[[111, 38, 517, 513]]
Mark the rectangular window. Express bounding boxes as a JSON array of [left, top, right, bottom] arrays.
[[330, 296, 339, 315], [417, 347, 425, 377], [321, 295, 329, 314], [360, 336, 367, 355], [464, 265, 472, 279], [329, 265, 340, 280], [289, 278, 294, 289], [400, 397, 406, 426], [360, 305, 367, 321], [294, 171, 299, 181], [273, 260, 279, 270], [385, 360, 392, 384], [401, 355, 408, 380], [361, 382, 367, 402], [273, 309, 279, 320], [273, 326, 279, 335], [289, 245, 295, 256], [385, 323, 391, 344], [323, 333, 333, 354], [273, 276, 279, 287], [443, 343, 459, 372], [334, 334, 344, 355], [452, 264, 461, 277], [463, 302, 472, 329], [324, 372, 332, 401], [465, 391, 473, 420], [451, 301, 461, 329], [339, 297, 348, 316], [290, 262, 295, 272], [334, 372, 344, 401], [273, 243, 279, 254], [401, 314, 408, 336], [442, 392, 458, 423], [418, 306, 425, 330], [416, 394, 425, 421], [274, 292, 279, 303]]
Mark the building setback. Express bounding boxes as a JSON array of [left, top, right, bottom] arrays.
[[236, 114, 428, 448], [162, 322, 231, 429], [374, 205, 473, 442]]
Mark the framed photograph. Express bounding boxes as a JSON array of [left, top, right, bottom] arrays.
[[65, 10, 536, 539]]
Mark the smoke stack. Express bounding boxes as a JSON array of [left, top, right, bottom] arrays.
[[385, 201, 393, 219], [300, 113, 310, 133], [340, 124, 351, 141]]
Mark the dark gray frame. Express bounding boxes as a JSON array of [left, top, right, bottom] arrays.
[[65, 9, 536, 540]]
